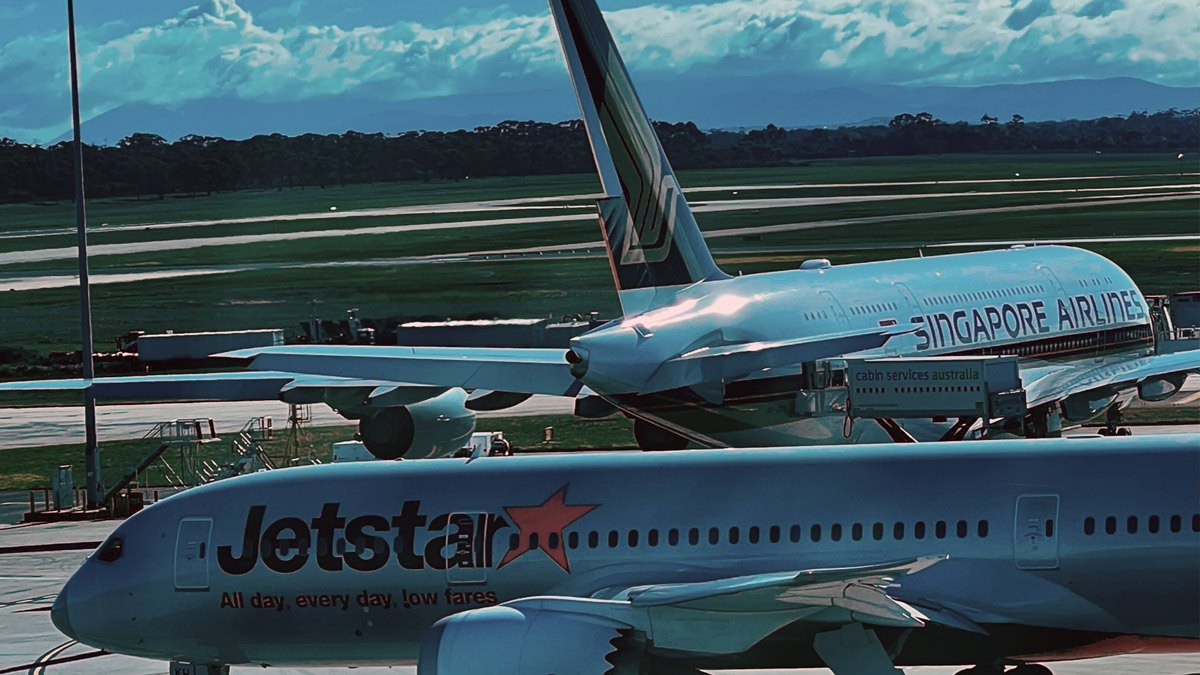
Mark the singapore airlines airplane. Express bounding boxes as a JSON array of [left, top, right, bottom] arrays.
[[206, 0, 1198, 451], [3, 0, 1195, 458], [52, 433, 1199, 674]]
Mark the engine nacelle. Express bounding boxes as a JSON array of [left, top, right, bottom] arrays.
[[418, 605, 624, 675], [1138, 373, 1187, 402], [357, 389, 475, 459]]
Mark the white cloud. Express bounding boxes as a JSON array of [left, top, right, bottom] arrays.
[[0, 0, 1195, 141]]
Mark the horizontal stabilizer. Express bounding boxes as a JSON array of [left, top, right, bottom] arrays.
[[640, 325, 916, 394], [221, 345, 582, 397]]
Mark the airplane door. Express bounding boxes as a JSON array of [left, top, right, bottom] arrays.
[[1014, 495, 1059, 570], [445, 512, 489, 585], [175, 518, 213, 590]]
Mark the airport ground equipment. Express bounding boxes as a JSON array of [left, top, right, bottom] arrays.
[[845, 356, 1026, 442]]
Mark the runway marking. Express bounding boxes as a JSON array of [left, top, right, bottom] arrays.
[[1172, 390, 1200, 406], [0, 541, 102, 556], [0, 640, 110, 675]]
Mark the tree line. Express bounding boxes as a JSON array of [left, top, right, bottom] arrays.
[[1, 109, 1195, 204]]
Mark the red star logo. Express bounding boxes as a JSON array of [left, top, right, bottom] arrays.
[[498, 485, 597, 573]]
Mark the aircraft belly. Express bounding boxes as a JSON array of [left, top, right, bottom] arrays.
[[628, 394, 953, 446]]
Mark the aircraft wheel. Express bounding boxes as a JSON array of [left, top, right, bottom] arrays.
[[1115, 426, 1132, 436], [1008, 665, 1054, 675]]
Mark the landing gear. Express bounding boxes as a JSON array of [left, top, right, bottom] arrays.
[[1098, 406, 1131, 436]]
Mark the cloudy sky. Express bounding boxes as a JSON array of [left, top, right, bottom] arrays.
[[1, 0, 1196, 143]]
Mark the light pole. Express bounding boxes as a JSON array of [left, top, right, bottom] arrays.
[[67, 0, 101, 510]]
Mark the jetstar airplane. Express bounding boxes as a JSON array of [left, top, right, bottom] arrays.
[[205, 0, 1198, 450], [3, 0, 1195, 456], [51, 433, 1199, 674]]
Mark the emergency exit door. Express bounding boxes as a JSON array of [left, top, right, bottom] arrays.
[[1014, 495, 1059, 570], [175, 518, 213, 590]]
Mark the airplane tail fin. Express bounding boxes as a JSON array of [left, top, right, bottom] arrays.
[[549, 0, 728, 314]]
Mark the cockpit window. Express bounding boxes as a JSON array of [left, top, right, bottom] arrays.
[[96, 535, 123, 562]]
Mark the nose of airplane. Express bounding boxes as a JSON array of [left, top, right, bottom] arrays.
[[51, 579, 74, 639]]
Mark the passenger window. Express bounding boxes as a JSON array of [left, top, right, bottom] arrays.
[[510, 533, 519, 550], [608, 530, 619, 548], [529, 533, 540, 550], [729, 527, 740, 544], [872, 523, 884, 540], [568, 532, 579, 549], [956, 520, 968, 538], [1127, 516, 1138, 534], [648, 529, 659, 547], [748, 526, 760, 544], [935, 521, 946, 539], [668, 528, 679, 546], [790, 524, 801, 543], [811, 524, 821, 542], [1045, 520, 1054, 538], [977, 520, 988, 538], [914, 522, 926, 539], [831, 524, 842, 542], [628, 530, 639, 547], [547, 533, 559, 550], [709, 527, 720, 545], [689, 528, 699, 545], [1084, 517, 1095, 535], [588, 531, 599, 548], [1192, 514, 1199, 533], [1170, 515, 1181, 533], [851, 523, 863, 541], [769, 525, 781, 543], [894, 522, 905, 540], [1105, 516, 1116, 535]]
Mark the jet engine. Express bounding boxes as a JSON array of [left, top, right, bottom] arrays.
[[357, 389, 475, 459], [418, 605, 625, 675]]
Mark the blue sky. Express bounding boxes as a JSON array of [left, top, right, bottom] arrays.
[[1, 0, 1196, 143]]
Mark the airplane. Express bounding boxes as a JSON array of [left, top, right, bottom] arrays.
[[203, 0, 1199, 451], [3, 0, 1196, 457], [51, 432, 1199, 674]]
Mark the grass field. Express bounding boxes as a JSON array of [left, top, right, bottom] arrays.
[[1, 153, 1196, 354], [0, 414, 637, 491]]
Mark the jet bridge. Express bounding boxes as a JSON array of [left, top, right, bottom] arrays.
[[845, 356, 1027, 442]]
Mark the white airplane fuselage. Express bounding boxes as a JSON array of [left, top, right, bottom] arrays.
[[573, 245, 1153, 447], [54, 435, 1198, 669]]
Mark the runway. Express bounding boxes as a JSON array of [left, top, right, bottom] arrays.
[[1, 185, 1194, 267], [0, 395, 575, 448]]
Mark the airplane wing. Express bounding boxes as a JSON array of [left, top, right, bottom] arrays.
[[429, 555, 952, 675], [220, 345, 583, 397], [1021, 348, 1200, 411], [640, 325, 917, 394], [613, 555, 944, 627], [0, 371, 425, 402]]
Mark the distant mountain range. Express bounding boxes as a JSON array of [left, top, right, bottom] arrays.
[[60, 77, 1198, 145]]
